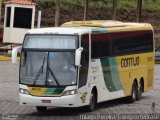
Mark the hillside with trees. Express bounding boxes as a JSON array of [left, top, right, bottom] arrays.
[[0, 0, 160, 47]]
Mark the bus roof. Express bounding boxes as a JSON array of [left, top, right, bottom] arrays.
[[62, 20, 153, 32], [62, 20, 126, 28], [27, 20, 153, 35], [27, 27, 91, 35], [62, 20, 152, 28]]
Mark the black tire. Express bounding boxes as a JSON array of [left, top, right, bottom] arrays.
[[86, 91, 97, 112], [36, 106, 47, 112], [128, 82, 137, 103], [136, 83, 143, 101]]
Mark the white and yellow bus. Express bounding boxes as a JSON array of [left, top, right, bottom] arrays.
[[13, 20, 154, 112]]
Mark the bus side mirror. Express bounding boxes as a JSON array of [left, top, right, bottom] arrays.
[[75, 47, 83, 66], [12, 46, 21, 64]]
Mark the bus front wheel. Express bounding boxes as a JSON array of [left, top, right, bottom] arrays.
[[36, 106, 47, 112], [86, 91, 97, 112]]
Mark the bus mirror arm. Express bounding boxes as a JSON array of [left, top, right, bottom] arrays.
[[75, 47, 83, 67], [12, 46, 22, 64]]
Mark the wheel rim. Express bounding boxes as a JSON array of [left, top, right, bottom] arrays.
[[139, 86, 142, 98], [133, 87, 136, 100], [90, 93, 95, 110]]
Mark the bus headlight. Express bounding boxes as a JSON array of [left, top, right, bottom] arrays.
[[63, 89, 77, 96], [19, 88, 30, 95]]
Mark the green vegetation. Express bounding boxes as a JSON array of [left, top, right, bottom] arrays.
[[33, 0, 160, 10], [31, 0, 160, 48], [142, 0, 160, 10], [1, 0, 160, 47], [4, 51, 20, 57]]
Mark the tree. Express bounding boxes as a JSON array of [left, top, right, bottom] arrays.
[[0, 0, 2, 25], [136, 0, 142, 22], [54, 0, 60, 27], [84, 0, 89, 20], [112, 0, 117, 20]]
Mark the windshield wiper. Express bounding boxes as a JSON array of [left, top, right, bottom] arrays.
[[33, 57, 45, 85], [48, 67, 60, 86]]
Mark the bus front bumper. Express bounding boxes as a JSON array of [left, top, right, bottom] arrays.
[[19, 93, 85, 107]]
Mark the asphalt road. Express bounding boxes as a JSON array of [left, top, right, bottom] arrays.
[[0, 61, 160, 120]]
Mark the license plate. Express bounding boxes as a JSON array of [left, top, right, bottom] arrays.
[[41, 100, 51, 103]]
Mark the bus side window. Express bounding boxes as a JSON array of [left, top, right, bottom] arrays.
[[91, 33, 113, 58], [79, 35, 89, 88], [112, 30, 153, 56]]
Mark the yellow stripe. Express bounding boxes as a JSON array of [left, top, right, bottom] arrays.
[[62, 21, 152, 31], [0, 56, 20, 61], [31, 94, 62, 97], [0, 56, 11, 61], [107, 26, 152, 33], [62, 20, 125, 28], [28, 87, 62, 97]]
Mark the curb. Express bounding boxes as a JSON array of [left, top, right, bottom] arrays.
[[0, 56, 20, 61]]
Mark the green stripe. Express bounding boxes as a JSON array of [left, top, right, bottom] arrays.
[[101, 57, 122, 92], [108, 57, 122, 90], [91, 28, 108, 34], [44, 88, 64, 94]]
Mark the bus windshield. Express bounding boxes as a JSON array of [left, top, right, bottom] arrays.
[[20, 51, 77, 86], [20, 35, 78, 86], [23, 35, 78, 49]]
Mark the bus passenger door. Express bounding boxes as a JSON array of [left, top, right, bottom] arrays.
[[78, 34, 89, 89]]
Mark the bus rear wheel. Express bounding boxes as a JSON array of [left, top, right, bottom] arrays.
[[86, 91, 97, 112], [136, 83, 143, 101], [128, 82, 137, 103], [36, 106, 47, 112]]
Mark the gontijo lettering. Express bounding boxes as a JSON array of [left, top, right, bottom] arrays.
[[121, 57, 140, 68]]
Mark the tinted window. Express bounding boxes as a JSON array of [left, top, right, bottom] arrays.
[[14, 7, 32, 29], [91, 33, 113, 58], [91, 30, 153, 58], [113, 30, 153, 55], [6, 7, 11, 27]]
